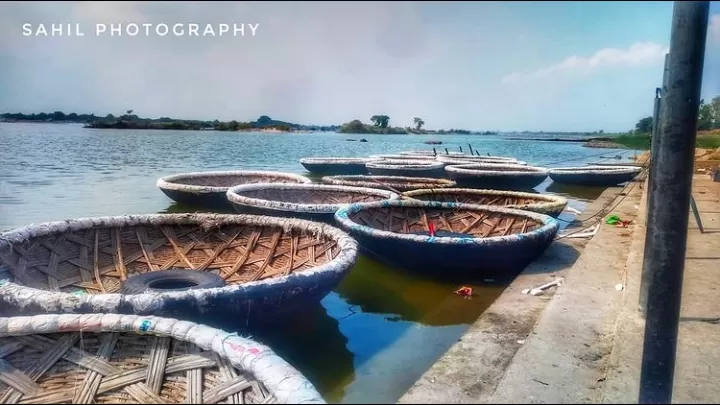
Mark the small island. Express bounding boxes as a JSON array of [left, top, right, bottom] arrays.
[[0, 110, 500, 136], [337, 114, 498, 135]]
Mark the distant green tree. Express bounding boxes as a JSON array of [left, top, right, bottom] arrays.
[[51, 111, 65, 121], [709, 96, 720, 129], [698, 100, 713, 131], [413, 117, 425, 130], [256, 116, 273, 126], [635, 116, 653, 134], [341, 119, 367, 133], [370, 115, 390, 128]]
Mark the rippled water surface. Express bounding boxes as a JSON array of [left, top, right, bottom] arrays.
[[0, 122, 638, 403]]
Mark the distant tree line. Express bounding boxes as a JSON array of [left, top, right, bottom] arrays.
[[632, 95, 720, 135], [0, 111, 341, 132], [338, 114, 498, 135], [0, 111, 99, 123]]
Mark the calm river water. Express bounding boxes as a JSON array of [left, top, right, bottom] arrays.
[[0, 123, 636, 403]]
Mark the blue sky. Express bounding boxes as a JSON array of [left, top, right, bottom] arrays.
[[0, 1, 718, 132]]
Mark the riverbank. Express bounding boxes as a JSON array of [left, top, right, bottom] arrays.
[[607, 130, 720, 150], [399, 179, 642, 403], [401, 172, 720, 404]]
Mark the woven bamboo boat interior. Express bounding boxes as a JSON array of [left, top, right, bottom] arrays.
[[173, 174, 303, 187], [0, 224, 340, 294], [349, 207, 543, 238], [234, 189, 386, 205], [411, 193, 544, 207], [0, 331, 277, 403]]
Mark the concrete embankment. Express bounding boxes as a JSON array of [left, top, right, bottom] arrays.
[[400, 172, 720, 404], [399, 178, 643, 404]]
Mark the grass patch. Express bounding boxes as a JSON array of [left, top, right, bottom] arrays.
[[613, 131, 720, 150]]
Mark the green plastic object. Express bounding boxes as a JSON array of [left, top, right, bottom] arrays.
[[606, 215, 621, 225]]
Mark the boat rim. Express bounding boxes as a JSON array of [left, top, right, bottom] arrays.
[[403, 187, 568, 206], [156, 170, 312, 193], [445, 163, 549, 175], [226, 182, 399, 213], [369, 154, 438, 161], [366, 160, 445, 170], [334, 199, 559, 246], [322, 175, 456, 187], [437, 156, 528, 166], [299, 157, 376, 164], [0, 213, 358, 298], [437, 154, 517, 161], [549, 166, 644, 174]]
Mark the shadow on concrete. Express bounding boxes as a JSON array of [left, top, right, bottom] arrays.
[[679, 317, 720, 324], [521, 240, 582, 277]]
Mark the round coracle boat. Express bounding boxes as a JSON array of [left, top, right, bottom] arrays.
[[321, 175, 456, 192], [334, 200, 559, 277], [0, 313, 324, 404], [157, 171, 312, 209], [299, 157, 376, 175], [226, 183, 398, 222], [548, 166, 643, 186], [587, 161, 646, 168], [0, 213, 358, 322], [436, 155, 527, 165], [445, 163, 549, 190], [366, 160, 446, 178], [403, 188, 569, 217], [369, 154, 437, 161], [400, 150, 464, 157]]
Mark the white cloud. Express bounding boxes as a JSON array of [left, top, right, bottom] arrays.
[[502, 42, 669, 85], [710, 13, 720, 44]]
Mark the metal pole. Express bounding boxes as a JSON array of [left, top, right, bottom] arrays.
[[638, 2, 709, 404], [639, 52, 671, 312], [652, 88, 662, 140]]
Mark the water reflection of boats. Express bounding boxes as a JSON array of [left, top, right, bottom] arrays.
[[334, 256, 507, 327], [210, 301, 356, 404], [545, 181, 611, 202]]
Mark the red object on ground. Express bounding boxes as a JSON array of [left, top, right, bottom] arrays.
[[429, 222, 436, 237], [454, 286, 473, 296]]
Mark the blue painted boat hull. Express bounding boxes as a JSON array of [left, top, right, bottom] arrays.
[[549, 171, 639, 186]]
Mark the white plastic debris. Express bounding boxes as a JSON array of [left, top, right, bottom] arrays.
[[615, 284, 624, 291], [556, 224, 599, 240], [522, 277, 565, 296], [564, 206, 582, 215]]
